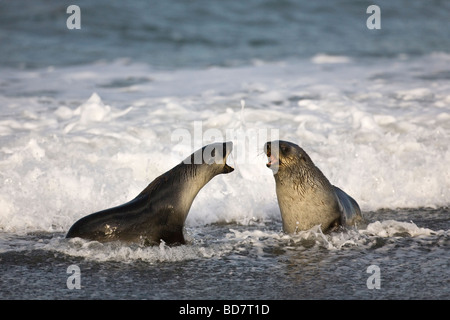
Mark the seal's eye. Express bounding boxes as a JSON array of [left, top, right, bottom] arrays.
[[211, 148, 216, 158], [280, 145, 288, 154]]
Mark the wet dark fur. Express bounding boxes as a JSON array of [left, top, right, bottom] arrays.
[[66, 142, 234, 245]]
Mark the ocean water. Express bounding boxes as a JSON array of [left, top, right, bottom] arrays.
[[0, 0, 449, 300]]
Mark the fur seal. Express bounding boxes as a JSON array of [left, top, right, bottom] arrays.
[[66, 142, 234, 245], [264, 140, 363, 233]]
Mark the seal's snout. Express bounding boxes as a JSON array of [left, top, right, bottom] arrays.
[[224, 141, 233, 157], [223, 141, 234, 173], [267, 154, 279, 168], [264, 141, 279, 169], [264, 142, 271, 156]]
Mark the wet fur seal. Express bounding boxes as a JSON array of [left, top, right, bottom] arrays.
[[66, 142, 234, 245], [264, 140, 363, 233]]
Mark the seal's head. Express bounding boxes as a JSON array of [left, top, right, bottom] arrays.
[[264, 140, 313, 174], [184, 141, 234, 175]]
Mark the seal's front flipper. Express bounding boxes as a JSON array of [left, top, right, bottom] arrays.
[[333, 186, 365, 228]]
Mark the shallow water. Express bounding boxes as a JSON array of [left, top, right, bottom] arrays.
[[1, 208, 448, 300]]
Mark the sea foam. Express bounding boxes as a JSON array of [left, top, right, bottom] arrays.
[[0, 55, 449, 233]]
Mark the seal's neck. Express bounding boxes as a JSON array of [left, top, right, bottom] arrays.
[[170, 163, 220, 217], [136, 162, 221, 223], [274, 164, 327, 197], [176, 162, 218, 185]]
